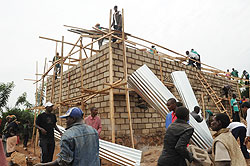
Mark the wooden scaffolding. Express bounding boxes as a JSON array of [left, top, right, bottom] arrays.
[[25, 8, 249, 152]]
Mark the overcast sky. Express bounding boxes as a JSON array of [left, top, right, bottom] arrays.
[[1, 0, 250, 108]]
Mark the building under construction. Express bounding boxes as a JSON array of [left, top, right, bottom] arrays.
[[31, 9, 245, 151]]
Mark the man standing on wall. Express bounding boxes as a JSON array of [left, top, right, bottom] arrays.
[[111, 5, 122, 31], [36, 102, 62, 163], [85, 107, 102, 136]]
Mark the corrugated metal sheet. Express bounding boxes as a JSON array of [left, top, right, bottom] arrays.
[[54, 125, 142, 166], [128, 64, 212, 149], [171, 71, 213, 148]]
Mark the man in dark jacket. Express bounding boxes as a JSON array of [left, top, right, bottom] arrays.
[[158, 106, 201, 166], [111, 6, 122, 31]]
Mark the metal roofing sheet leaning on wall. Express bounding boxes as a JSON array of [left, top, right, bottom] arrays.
[[54, 125, 142, 166], [127, 64, 212, 149], [171, 71, 213, 148]]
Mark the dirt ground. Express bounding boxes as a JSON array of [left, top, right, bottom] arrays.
[[7, 140, 250, 166]]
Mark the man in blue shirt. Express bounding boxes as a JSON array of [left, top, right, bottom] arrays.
[[35, 107, 100, 166]]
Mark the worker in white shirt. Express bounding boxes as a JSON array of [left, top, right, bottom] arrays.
[[227, 121, 249, 158], [242, 102, 250, 143], [186, 51, 199, 67]]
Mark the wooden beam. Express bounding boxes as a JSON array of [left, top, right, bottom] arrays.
[[109, 9, 116, 144], [58, 36, 64, 125], [201, 92, 205, 119], [122, 9, 135, 148]]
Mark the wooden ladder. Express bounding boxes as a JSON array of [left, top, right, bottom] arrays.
[[196, 72, 229, 117]]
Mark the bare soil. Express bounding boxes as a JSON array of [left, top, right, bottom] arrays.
[[7, 140, 250, 166]]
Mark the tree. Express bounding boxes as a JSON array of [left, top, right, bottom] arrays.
[[0, 82, 15, 112], [15, 92, 33, 109]]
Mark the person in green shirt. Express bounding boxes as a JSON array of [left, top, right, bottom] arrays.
[[231, 94, 240, 122], [231, 68, 239, 78]]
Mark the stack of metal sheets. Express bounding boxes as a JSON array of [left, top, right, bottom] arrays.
[[128, 64, 212, 149], [55, 125, 142, 166]]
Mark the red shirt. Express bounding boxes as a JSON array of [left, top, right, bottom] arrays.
[[84, 115, 102, 136], [172, 112, 177, 123]]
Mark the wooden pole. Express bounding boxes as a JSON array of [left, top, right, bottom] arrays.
[[236, 82, 242, 100], [121, 9, 135, 148], [201, 92, 205, 119], [90, 38, 94, 57], [31, 61, 39, 144], [50, 42, 57, 102], [79, 37, 85, 112], [108, 9, 116, 143], [158, 56, 163, 82], [35, 58, 47, 153], [58, 36, 64, 125]]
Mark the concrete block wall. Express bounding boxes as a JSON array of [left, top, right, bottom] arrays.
[[46, 42, 237, 147]]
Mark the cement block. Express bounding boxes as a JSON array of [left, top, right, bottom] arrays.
[[188, 145, 212, 166]]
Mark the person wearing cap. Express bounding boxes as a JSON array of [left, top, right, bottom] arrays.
[[35, 107, 100, 166], [35, 102, 62, 163], [84, 107, 102, 136]]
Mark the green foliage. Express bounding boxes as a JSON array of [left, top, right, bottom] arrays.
[[0, 82, 15, 111], [15, 92, 33, 108], [0, 108, 34, 136]]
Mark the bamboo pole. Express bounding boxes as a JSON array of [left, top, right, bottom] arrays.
[[79, 37, 85, 112], [90, 38, 93, 57], [201, 92, 205, 119], [236, 82, 242, 100], [35, 58, 47, 153], [58, 36, 64, 125], [158, 56, 163, 82], [31, 61, 39, 145], [108, 9, 116, 143], [121, 9, 135, 148], [50, 42, 57, 102]]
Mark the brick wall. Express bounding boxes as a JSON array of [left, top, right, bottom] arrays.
[[46, 43, 237, 147]]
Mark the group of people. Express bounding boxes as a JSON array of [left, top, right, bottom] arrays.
[[185, 49, 201, 70], [159, 98, 250, 166], [226, 68, 249, 85], [34, 102, 102, 166]]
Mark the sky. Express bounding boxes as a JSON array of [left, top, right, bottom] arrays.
[[1, 0, 250, 108]]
